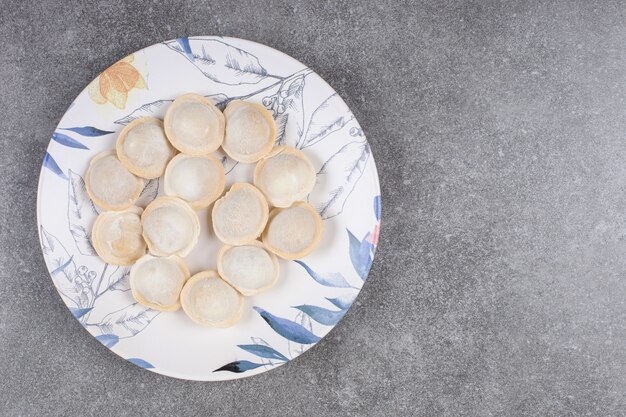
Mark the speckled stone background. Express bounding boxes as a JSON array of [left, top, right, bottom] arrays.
[[1, 1, 625, 415]]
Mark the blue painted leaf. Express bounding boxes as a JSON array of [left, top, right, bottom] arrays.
[[60, 126, 114, 136], [96, 334, 119, 348], [294, 260, 355, 288], [348, 230, 373, 280], [214, 360, 264, 373], [294, 305, 346, 326], [52, 132, 89, 150], [238, 344, 288, 362], [308, 140, 370, 219], [70, 307, 92, 319], [127, 358, 154, 369], [253, 307, 320, 344], [374, 195, 381, 220], [176, 37, 194, 61], [326, 294, 357, 310], [164, 38, 269, 85], [43, 152, 68, 180]]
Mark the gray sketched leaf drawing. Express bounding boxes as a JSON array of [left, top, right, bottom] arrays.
[[135, 178, 159, 208], [40, 226, 89, 308], [308, 140, 371, 219], [299, 93, 354, 149], [102, 265, 131, 294], [287, 311, 314, 359], [114, 93, 230, 125], [95, 303, 159, 338], [67, 170, 98, 256], [262, 74, 307, 147], [164, 38, 271, 85]]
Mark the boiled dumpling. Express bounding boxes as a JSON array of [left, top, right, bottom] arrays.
[[217, 241, 279, 296], [91, 206, 146, 265], [253, 146, 316, 207], [142, 196, 200, 257], [262, 202, 323, 259], [164, 93, 224, 155], [85, 150, 143, 210], [130, 254, 190, 311], [164, 154, 225, 209], [222, 100, 275, 163], [116, 117, 175, 179], [180, 270, 243, 327], [212, 183, 269, 245]]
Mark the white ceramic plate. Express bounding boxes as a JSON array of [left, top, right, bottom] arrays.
[[37, 36, 381, 381]]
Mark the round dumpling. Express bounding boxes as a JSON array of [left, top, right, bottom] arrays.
[[85, 150, 143, 210], [217, 241, 279, 296], [180, 270, 243, 327], [91, 206, 145, 265], [164, 154, 225, 208], [222, 100, 275, 163], [130, 254, 190, 311], [211, 183, 269, 245], [262, 202, 323, 260], [253, 146, 316, 207], [164, 93, 224, 155], [116, 117, 175, 179], [141, 196, 200, 257]]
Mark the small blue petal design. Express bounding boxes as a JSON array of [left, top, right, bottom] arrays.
[[253, 307, 321, 344], [374, 195, 381, 220], [60, 126, 114, 136], [325, 294, 357, 310], [294, 305, 346, 326], [127, 358, 154, 369], [43, 152, 68, 180], [238, 344, 288, 362], [52, 132, 89, 150], [176, 37, 194, 61], [95, 334, 119, 348], [214, 360, 264, 373], [70, 307, 92, 319], [294, 260, 355, 288]]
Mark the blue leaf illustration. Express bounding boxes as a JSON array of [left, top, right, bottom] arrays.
[[176, 37, 194, 61], [348, 230, 373, 280], [374, 195, 381, 220], [294, 260, 355, 289], [43, 152, 68, 180], [96, 334, 119, 348], [308, 140, 370, 219], [101, 266, 130, 294], [293, 305, 346, 326], [70, 307, 92, 319], [299, 94, 354, 149], [95, 303, 159, 338], [60, 126, 114, 136], [68, 170, 98, 256], [326, 294, 357, 310], [214, 360, 264, 373], [164, 38, 270, 85], [238, 344, 288, 362], [127, 358, 154, 369], [52, 132, 89, 150], [253, 307, 320, 344]]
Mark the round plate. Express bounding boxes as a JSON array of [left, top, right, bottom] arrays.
[[37, 36, 381, 381]]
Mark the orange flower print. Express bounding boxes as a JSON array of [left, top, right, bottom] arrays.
[[88, 55, 145, 109]]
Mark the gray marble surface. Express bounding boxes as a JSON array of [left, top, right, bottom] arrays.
[[1, 1, 625, 415]]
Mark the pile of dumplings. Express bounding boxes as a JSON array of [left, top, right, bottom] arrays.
[[85, 93, 322, 328]]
